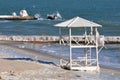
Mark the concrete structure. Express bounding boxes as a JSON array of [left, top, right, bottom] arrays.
[[0, 10, 37, 20]]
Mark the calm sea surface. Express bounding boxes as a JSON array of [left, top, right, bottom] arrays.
[[0, 0, 120, 36], [0, 0, 120, 69]]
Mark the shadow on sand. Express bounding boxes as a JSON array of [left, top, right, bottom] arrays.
[[3, 58, 57, 66]]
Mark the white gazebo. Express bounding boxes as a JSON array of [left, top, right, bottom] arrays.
[[54, 16, 104, 72]]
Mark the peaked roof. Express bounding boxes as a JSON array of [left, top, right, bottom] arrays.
[[54, 16, 102, 27]]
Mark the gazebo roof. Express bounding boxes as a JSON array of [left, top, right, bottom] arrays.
[[54, 16, 102, 27]]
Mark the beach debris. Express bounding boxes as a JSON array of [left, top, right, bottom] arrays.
[[58, 75, 62, 77], [0, 76, 4, 80], [9, 70, 15, 76], [76, 75, 81, 77]]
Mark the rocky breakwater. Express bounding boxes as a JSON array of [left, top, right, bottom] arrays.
[[0, 35, 59, 43], [105, 36, 120, 44], [0, 35, 120, 44]]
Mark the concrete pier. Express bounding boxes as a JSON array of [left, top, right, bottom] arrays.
[[0, 35, 120, 44], [0, 16, 36, 20]]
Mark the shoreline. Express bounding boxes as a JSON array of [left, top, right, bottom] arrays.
[[0, 58, 120, 74], [100, 65, 120, 75], [0, 41, 120, 71], [0, 41, 120, 80]]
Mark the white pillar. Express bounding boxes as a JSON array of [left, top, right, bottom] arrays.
[[59, 27, 62, 45], [95, 28, 99, 70], [59, 27, 62, 66], [89, 47, 92, 64], [84, 48, 87, 65], [84, 27, 87, 43], [90, 27, 93, 35]]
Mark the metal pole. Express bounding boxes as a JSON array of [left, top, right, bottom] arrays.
[[59, 27, 62, 66], [69, 28, 72, 69], [90, 27, 93, 43], [84, 48, 87, 65], [59, 27, 62, 45], [84, 27, 87, 43], [95, 28, 99, 70], [90, 27, 93, 35], [90, 47, 91, 64]]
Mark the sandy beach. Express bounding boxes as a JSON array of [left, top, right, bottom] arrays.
[[0, 41, 120, 80], [0, 58, 120, 80], [0, 59, 66, 80]]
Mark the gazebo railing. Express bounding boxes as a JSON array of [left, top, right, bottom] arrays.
[[60, 35, 104, 47]]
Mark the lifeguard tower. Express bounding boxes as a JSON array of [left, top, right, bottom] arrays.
[[54, 16, 104, 72]]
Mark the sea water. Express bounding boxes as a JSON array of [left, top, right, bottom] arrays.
[[0, 0, 120, 69], [0, 0, 120, 36], [6, 42, 120, 70]]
